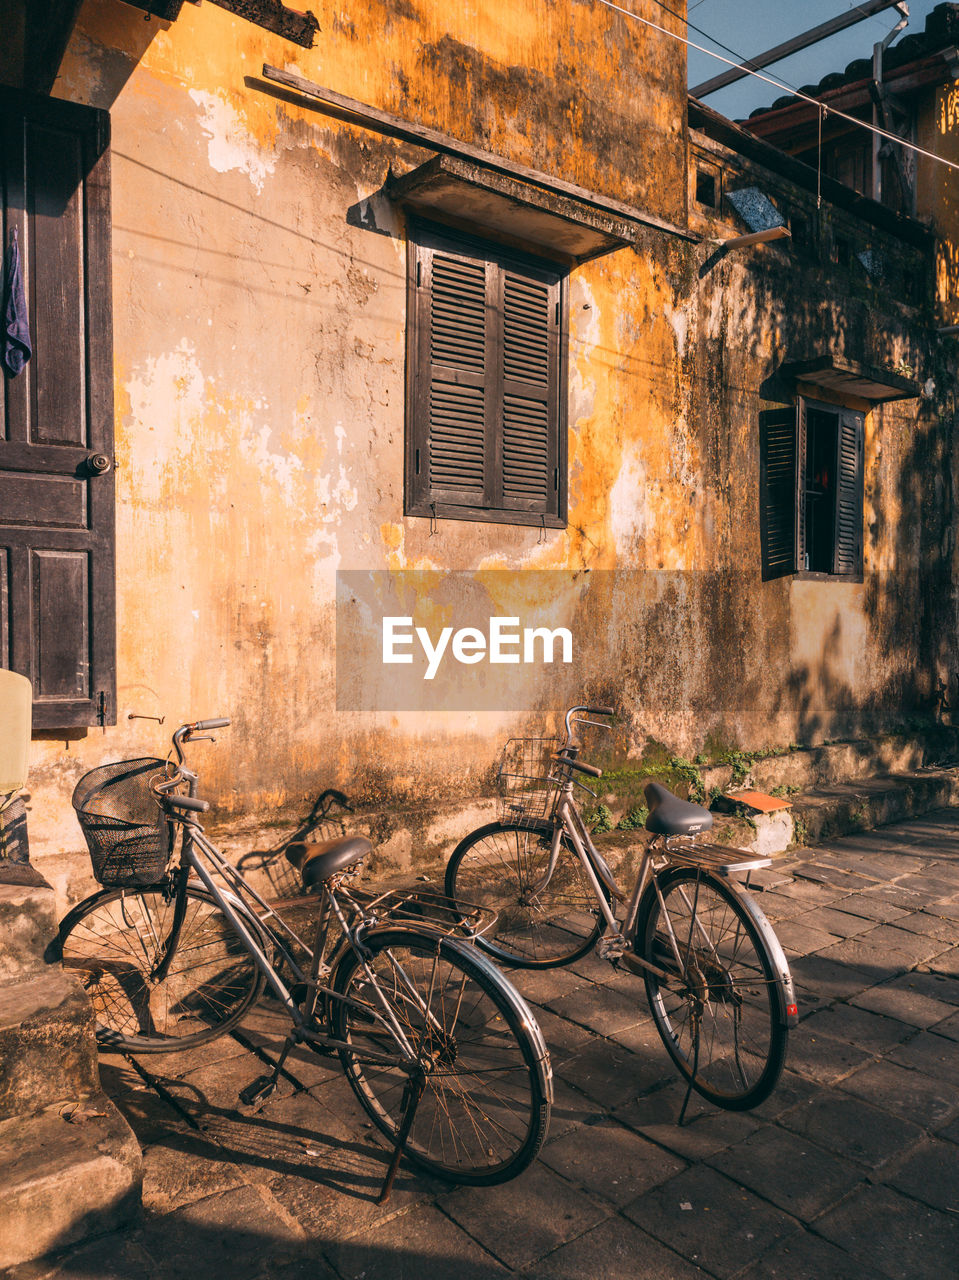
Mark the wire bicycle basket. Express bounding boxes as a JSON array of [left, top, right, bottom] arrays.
[[497, 737, 560, 825], [72, 758, 174, 888]]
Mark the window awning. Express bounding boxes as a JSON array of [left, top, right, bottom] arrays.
[[781, 356, 920, 403], [386, 154, 638, 265]]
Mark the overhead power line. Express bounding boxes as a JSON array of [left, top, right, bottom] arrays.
[[594, 0, 959, 177]]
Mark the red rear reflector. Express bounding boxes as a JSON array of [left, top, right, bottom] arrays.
[[786, 1004, 798, 1018]]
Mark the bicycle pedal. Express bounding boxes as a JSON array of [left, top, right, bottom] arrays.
[[238, 1074, 277, 1106]]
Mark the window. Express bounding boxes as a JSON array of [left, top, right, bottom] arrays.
[[1, 89, 116, 727], [695, 166, 719, 209], [759, 398, 864, 581], [405, 221, 567, 528]]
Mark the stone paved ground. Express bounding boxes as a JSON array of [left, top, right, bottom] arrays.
[[5, 811, 959, 1280]]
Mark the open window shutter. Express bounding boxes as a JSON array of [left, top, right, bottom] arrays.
[[832, 409, 864, 576], [498, 268, 560, 516], [759, 405, 801, 580], [0, 90, 115, 728]]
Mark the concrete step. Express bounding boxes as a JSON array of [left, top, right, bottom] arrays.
[[0, 969, 100, 1121], [0, 1097, 141, 1269], [0, 879, 58, 982], [785, 766, 959, 848]]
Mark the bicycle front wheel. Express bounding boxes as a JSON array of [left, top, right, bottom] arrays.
[[57, 884, 266, 1052], [637, 868, 787, 1109], [445, 821, 607, 968], [331, 929, 551, 1185]]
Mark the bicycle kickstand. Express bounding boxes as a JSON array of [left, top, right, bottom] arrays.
[[677, 1016, 701, 1127], [238, 1034, 296, 1108], [376, 1070, 427, 1205]]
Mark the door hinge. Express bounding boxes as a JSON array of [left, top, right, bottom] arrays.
[[96, 691, 107, 727]]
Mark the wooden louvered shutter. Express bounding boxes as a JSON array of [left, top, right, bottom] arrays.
[[759, 405, 801, 580], [832, 409, 864, 576], [498, 268, 561, 515], [406, 222, 566, 527]]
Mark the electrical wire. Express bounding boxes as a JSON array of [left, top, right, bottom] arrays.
[[596, 0, 959, 176]]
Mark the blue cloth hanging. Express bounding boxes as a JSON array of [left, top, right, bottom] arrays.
[[3, 228, 31, 377]]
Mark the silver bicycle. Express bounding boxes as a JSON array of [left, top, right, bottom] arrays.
[[446, 705, 798, 1112], [53, 719, 552, 1199]]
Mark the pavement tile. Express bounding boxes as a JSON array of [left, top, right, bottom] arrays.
[[622, 1164, 800, 1279], [887, 1138, 959, 1215], [814, 933, 934, 977], [779, 1022, 874, 1085], [788, 953, 877, 1002], [615, 1082, 762, 1160], [735, 1232, 877, 1280], [438, 1161, 608, 1271], [885, 1030, 959, 1087], [546, 1071, 598, 1139], [838, 1058, 959, 1129], [136, 1184, 303, 1280], [893, 872, 959, 899], [799, 1002, 913, 1053], [140, 1132, 248, 1213], [771, 919, 841, 957], [777, 1089, 924, 1169], [4, 1236, 159, 1280], [544, 983, 648, 1038], [506, 965, 586, 1006], [927, 945, 959, 977], [606, 1014, 676, 1060], [891, 909, 959, 941], [830, 894, 912, 924], [856, 883, 932, 911], [930, 1007, 959, 1041], [789, 865, 877, 892], [937, 1113, 959, 1144], [926, 897, 959, 922], [851, 978, 959, 1028], [815, 1184, 959, 1280], [519, 1006, 594, 1062], [323, 1204, 507, 1279], [540, 1116, 685, 1207], [877, 968, 959, 1005], [747, 889, 817, 922], [774, 877, 856, 907], [707, 1125, 864, 1221], [791, 905, 877, 938], [523, 1216, 708, 1279], [556, 1039, 661, 1111]]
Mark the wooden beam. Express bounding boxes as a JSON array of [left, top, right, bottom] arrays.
[[23, 0, 84, 95], [211, 0, 318, 47], [259, 63, 697, 243], [691, 0, 903, 99]]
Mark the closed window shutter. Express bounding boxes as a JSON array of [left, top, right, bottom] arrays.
[[425, 249, 488, 505], [406, 222, 565, 526], [833, 409, 864, 576], [759, 406, 800, 580], [500, 270, 559, 514]]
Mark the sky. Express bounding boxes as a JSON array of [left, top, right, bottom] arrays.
[[682, 0, 944, 119]]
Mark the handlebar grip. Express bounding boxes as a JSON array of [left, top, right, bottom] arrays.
[[554, 755, 603, 779], [194, 718, 230, 731], [583, 706, 615, 716], [165, 794, 210, 813]]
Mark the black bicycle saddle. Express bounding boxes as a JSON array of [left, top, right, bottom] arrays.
[[644, 782, 713, 836], [285, 835, 372, 889]]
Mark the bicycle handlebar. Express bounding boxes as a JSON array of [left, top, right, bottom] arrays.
[[553, 754, 602, 779]]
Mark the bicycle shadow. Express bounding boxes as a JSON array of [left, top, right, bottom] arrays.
[[235, 788, 356, 900]]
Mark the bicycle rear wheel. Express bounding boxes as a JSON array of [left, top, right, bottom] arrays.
[[445, 821, 607, 968], [637, 868, 787, 1109], [331, 928, 551, 1184], [56, 884, 266, 1052]]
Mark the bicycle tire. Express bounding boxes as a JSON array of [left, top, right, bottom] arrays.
[[445, 820, 607, 968], [331, 928, 551, 1185], [56, 883, 267, 1052], [636, 867, 788, 1109]]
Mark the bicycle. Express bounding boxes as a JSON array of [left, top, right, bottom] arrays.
[[51, 719, 552, 1200], [445, 706, 799, 1114]]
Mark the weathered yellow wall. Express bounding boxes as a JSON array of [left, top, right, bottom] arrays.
[[11, 0, 951, 897], [917, 82, 959, 325]]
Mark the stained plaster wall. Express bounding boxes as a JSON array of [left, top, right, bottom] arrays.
[[11, 0, 952, 895]]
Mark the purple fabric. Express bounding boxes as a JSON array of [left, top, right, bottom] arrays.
[[3, 230, 31, 377]]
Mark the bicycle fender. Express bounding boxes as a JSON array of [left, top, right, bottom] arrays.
[[733, 886, 799, 1028]]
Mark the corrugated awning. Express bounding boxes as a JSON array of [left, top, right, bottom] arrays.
[[386, 154, 638, 265], [781, 356, 920, 403]]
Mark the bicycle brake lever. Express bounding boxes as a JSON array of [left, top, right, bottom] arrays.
[[573, 779, 598, 799], [188, 734, 216, 743]]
